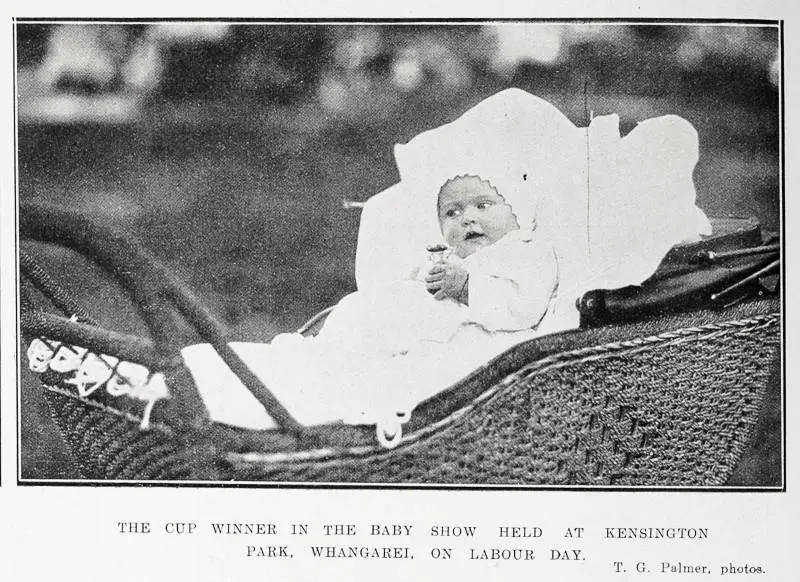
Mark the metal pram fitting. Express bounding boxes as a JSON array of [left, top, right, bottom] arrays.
[[19, 202, 780, 485]]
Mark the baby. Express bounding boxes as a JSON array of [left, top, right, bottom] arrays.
[[295, 172, 559, 439]]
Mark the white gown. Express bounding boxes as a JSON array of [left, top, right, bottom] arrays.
[[182, 229, 560, 430]]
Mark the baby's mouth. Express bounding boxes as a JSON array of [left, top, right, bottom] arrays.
[[464, 231, 485, 241]]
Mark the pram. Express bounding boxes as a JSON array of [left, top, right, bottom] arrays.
[[19, 200, 780, 485]]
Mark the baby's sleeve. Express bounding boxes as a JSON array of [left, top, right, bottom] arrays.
[[465, 238, 558, 332]]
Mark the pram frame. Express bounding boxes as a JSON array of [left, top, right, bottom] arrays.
[[18, 202, 782, 486]]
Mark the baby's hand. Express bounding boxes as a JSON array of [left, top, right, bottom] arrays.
[[425, 256, 469, 304]]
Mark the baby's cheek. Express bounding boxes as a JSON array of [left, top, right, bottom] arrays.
[[443, 227, 460, 246]]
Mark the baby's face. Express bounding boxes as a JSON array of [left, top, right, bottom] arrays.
[[438, 176, 519, 258]]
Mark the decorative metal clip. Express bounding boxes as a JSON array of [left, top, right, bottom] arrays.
[[26, 338, 170, 430]]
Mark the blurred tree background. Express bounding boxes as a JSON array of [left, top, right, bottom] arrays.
[[16, 22, 781, 480]]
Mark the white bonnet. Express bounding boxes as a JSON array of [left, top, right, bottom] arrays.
[[393, 88, 583, 243], [356, 88, 585, 290]]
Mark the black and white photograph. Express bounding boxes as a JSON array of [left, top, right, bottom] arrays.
[[15, 20, 782, 486]]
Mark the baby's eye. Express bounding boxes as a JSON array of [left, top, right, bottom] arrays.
[[445, 208, 461, 218], [476, 201, 493, 210]]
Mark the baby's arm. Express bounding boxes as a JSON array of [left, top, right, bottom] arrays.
[[466, 240, 558, 331]]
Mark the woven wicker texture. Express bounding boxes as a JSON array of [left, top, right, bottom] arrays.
[[44, 386, 225, 480], [39, 298, 780, 485]]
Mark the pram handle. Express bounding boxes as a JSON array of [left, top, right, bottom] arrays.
[[20, 202, 304, 436]]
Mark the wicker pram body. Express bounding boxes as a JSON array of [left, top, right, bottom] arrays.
[[20, 203, 781, 485]]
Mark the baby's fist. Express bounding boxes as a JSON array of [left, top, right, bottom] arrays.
[[425, 257, 469, 304]]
